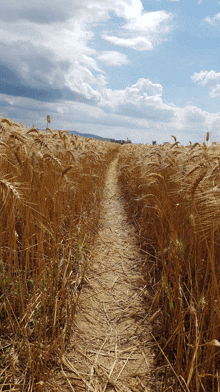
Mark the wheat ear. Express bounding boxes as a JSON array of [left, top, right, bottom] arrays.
[[62, 166, 74, 177]]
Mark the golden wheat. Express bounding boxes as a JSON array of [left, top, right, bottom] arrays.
[[0, 118, 119, 390], [119, 141, 220, 392]]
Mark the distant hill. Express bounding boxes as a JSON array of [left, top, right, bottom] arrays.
[[37, 128, 110, 142], [68, 130, 110, 141]]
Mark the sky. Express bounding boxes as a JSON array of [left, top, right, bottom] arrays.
[[1, 0, 220, 144]]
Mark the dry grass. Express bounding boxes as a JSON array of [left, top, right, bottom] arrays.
[[0, 118, 119, 391], [119, 139, 220, 392]]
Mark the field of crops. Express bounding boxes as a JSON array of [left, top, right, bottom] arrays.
[[0, 118, 118, 390], [1, 118, 220, 392], [119, 138, 220, 392]]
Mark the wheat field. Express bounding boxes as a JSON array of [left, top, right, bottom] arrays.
[[1, 119, 220, 392], [0, 118, 118, 390], [119, 138, 220, 392]]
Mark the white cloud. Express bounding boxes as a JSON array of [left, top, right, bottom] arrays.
[[123, 10, 171, 33], [6, 98, 14, 105], [57, 107, 64, 114], [0, 0, 109, 24], [97, 51, 129, 66], [184, 105, 207, 123], [0, 0, 173, 109], [102, 35, 153, 50], [191, 70, 220, 97], [95, 77, 164, 110], [2, 89, 220, 145], [103, 7, 173, 51], [191, 70, 220, 86], [0, 15, 104, 102], [205, 13, 220, 25], [1, 0, 217, 144]]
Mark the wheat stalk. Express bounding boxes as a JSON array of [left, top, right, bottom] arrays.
[[26, 128, 39, 136], [13, 149, 23, 167], [0, 142, 7, 148], [43, 153, 62, 167], [34, 138, 51, 150], [9, 132, 26, 143], [0, 178, 21, 202], [0, 118, 14, 125]]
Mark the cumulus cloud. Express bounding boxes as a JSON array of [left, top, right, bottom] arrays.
[[123, 10, 171, 33], [2, 87, 220, 145], [0, 0, 175, 111], [1, 0, 216, 144], [57, 107, 64, 114], [0, 0, 173, 108], [191, 70, 220, 97], [96, 77, 163, 109], [0, 0, 101, 23], [191, 70, 220, 86], [102, 35, 153, 51], [91, 76, 176, 123], [184, 105, 207, 123], [97, 51, 129, 66], [0, 17, 103, 102], [116, 101, 175, 122], [103, 7, 173, 51], [205, 13, 220, 25]]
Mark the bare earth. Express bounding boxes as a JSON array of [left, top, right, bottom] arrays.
[[58, 156, 155, 392]]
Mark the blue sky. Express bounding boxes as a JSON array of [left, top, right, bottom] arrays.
[[1, 0, 220, 144]]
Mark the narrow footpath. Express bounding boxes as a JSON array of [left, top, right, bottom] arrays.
[[58, 155, 155, 392]]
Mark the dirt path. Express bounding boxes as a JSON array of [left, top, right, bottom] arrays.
[[59, 155, 155, 392]]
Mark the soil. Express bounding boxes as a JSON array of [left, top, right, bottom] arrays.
[[55, 155, 156, 392]]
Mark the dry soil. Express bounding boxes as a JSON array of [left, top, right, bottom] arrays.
[[57, 155, 156, 392]]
